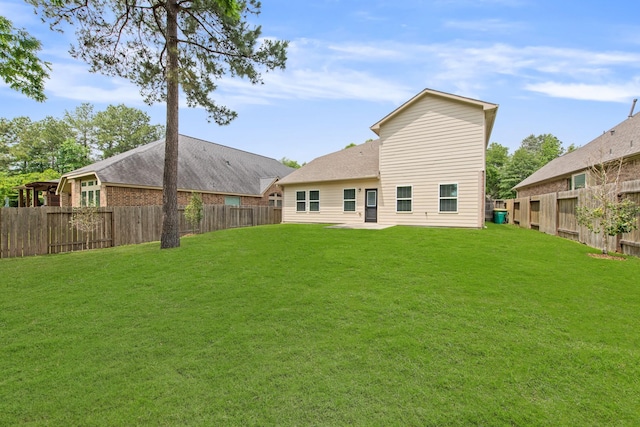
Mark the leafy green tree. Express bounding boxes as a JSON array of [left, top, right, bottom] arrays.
[[29, 0, 288, 249], [2, 116, 37, 173], [0, 117, 15, 171], [0, 16, 49, 101], [485, 142, 509, 199], [519, 134, 564, 163], [495, 134, 566, 199], [56, 139, 91, 173], [497, 147, 539, 199], [33, 116, 74, 172], [64, 103, 96, 154], [94, 104, 164, 159], [536, 134, 564, 165], [10, 116, 74, 173], [2, 104, 161, 174], [280, 157, 302, 169], [184, 192, 204, 233], [1, 115, 76, 174], [1, 116, 32, 171]]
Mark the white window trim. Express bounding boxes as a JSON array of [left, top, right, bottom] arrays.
[[80, 178, 101, 207], [309, 190, 320, 212], [295, 190, 306, 213], [396, 185, 413, 213], [343, 188, 357, 212], [572, 172, 586, 190], [438, 182, 458, 214]]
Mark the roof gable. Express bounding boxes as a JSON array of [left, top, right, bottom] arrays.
[[515, 112, 640, 190], [370, 88, 498, 143], [60, 135, 295, 195]]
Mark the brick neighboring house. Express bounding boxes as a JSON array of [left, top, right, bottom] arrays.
[[514, 111, 640, 197], [56, 135, 295, 207]]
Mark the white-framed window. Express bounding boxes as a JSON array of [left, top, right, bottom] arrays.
[[296, 191, 306, 212], [396, 186, 412, 212], [439, 183, 458, 213], [343, 188, 356, 212], [309, 190, 320, 212], [572, 173, 586, 190], [80, 179, 100, 207], [268, 192, 282, 207]]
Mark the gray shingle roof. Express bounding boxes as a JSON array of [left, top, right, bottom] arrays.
[[278, 140, 380, 185], [515, 112, 640, 190], [63, 135, 295, 195]]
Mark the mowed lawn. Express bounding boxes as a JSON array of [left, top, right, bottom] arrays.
[[1, 223, 639, 426]]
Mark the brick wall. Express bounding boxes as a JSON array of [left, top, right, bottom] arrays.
[[619, 157, 640, 183], [61, 177, 284, 207], [71, 180, 81, 207], [106, 186, 163, 206], [59, 191, 71, 207], [517, 178, 570, 198], [104, 183, 283, 207]]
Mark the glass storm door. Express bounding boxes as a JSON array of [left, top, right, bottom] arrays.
[[365, 189, 377, 223]]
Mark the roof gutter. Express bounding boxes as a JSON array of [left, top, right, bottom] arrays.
[[278, 174, 380, 187]]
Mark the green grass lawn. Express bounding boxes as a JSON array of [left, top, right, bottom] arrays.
[[2, 223, 639, 425]]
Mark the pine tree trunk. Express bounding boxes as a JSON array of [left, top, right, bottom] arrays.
[[160, 0, 180, 249]]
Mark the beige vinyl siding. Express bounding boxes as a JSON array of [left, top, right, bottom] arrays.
[[281, 179, 379, 224], [378, 95, 486, 227]]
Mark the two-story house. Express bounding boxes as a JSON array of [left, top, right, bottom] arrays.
[[277, 89, 499, 228]]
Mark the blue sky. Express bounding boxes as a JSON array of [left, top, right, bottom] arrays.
[[2, 0, 640, 163]]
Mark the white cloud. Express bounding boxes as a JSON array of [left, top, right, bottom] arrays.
[[352, 10, 386, 22], [434, 0, 526, 7], [36, 33, 640, 108], [327, 44, 407, 61], [224, 39, 640, 105], [443, 19, 526, 33], [218, 68, 414, 105], [46, 63, 146, 104], [525, 81, 640, 103]]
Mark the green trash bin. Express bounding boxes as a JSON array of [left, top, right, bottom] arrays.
[[493, 209, 507, 224]]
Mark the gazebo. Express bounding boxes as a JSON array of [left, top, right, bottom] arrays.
[[14, 180, 60, 207]]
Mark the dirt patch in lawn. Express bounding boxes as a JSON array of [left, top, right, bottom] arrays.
[[587, 253, 626, 261]]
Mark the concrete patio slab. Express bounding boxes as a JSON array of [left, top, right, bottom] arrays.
[[325, 223, 394, 230]]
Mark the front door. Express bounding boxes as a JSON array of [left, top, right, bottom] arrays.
[[365, 189, 377, 223]]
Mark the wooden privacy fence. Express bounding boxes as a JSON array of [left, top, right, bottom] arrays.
[[505, 179, 640, 256], [0, 205, 282, 259]]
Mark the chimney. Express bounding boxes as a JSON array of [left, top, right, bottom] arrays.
[[629, 98, 638, 118]]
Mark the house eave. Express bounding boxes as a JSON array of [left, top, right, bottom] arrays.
[[278, 174, 380, 187]]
